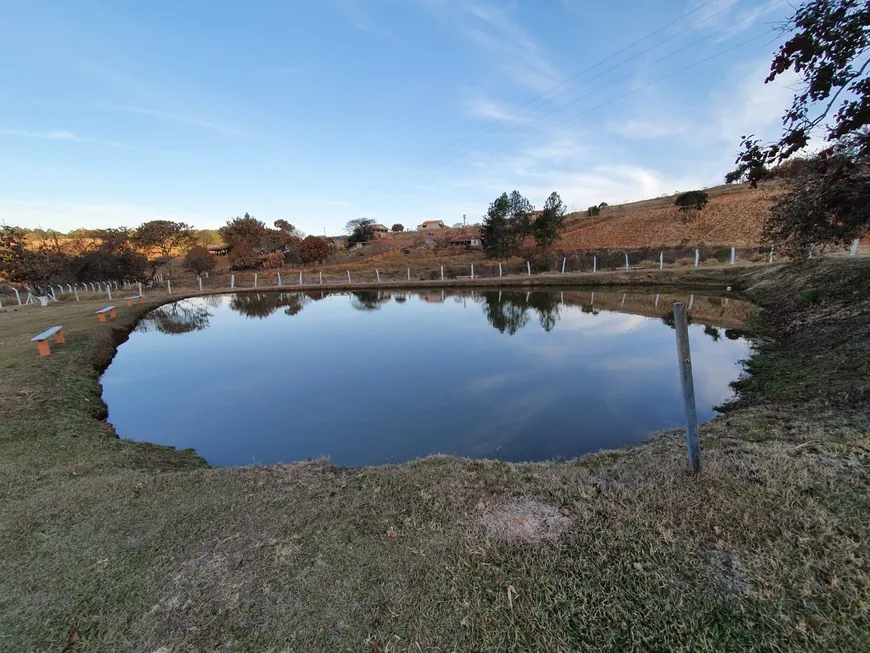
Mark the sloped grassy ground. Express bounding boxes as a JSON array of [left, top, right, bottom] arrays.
[[0, 261, 868, 652]]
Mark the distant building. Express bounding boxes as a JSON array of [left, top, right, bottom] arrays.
[[450, 234, 484, 249], [417, 219, 446, 231], [370, 224, 389, 239]]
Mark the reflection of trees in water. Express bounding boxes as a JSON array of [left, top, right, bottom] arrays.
[[228, 292, 319, 319], [137, 301, 212, 335], [704, 325, 722, 341], [481, 291, 568, 335], [526, 292, 562, 332], [350, 290, 390, 312]]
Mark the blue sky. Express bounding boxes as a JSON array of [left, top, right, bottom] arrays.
[[0, 0, 793, 235]]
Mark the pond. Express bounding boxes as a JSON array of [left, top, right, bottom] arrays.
[[101, 289, 752, 467]]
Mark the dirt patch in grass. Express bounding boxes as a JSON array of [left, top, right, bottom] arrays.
[[480, 499, 571, 543], [0, 262, 869, 651]]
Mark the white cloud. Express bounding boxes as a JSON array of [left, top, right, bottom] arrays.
[[464, 97, 521, 122], [112, 106, 250, 137], [607, 117, 692, 140], [0, 128, 131, 148], [0, 198, 203, 231]]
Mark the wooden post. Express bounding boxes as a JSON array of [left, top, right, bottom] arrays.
[[376, 269, 380, 283], [527, 261, 531, 275], [694, 249, 700, 267], [660, 252, 664, 270], [851, 239, 860, 256], [254, 273, 258, 288], [561, 257, 566, 274], [673, 301, 701, 475], [730, 247, 736, 265], [198, 277, 203, 292]]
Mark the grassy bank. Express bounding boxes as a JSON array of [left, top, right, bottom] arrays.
[[0, 262, 868, 652]]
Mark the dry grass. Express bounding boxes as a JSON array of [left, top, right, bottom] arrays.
[[0, 262, 868, 651]]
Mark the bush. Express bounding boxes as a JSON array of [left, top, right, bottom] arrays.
[[714, 247, 731, 263], [183, 246, 217, 276]]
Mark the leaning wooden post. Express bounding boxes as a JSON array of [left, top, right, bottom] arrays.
[[850, 239, 860, 256], [73, 286, 79, 302], [198, 277, 203, 292], [277, 272, 282, 286], [526, 261, 531, 275], [107, 285, 112, 300], [673, 301, 701, 475], [561, 257, 566, 274], [730, 247, 736, 265]]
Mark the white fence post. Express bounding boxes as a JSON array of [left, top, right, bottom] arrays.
[[254, 273, 258, 288], [850, 239, 860, 256], [470, 263, 474, 279], [50, 287, 57, 302], [138, 282, 143, 296], [299, 271, 303, 285], [67, 284, 72, 293], [90, 283, 95, 292], [347, 270, 351, 284], [625, 253, 629, 271], [621, 293, 626, 306], [198, 277, 203, 292], [277, 272, 282, 286], [319, 271, 323, 285], [441, 265, 444, 281], [407, 267, 411, 281], [593, 256, 597, 273], [13, 288, 21, 305], [694, 249, 700, 267], [688, 295, 694, 310], [73, 286, 79, 302], [769, 245, 775, 263], [230, 275, 235, 289], [166, 280, 171, 294], [498, 262, 502, 277], [57, 285, 63, 296], [731, 247, 736, 265], [376, 269, 380, 283], [107, 285, 113, 300], [561, 257, 566, 274], [527, 261, 531, 275], [660, 252, 664, 270]]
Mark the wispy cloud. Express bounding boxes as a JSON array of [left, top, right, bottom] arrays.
[[0, 128, 132, 148], [463, 97, 521, 122], [112, 106, 250, 137]]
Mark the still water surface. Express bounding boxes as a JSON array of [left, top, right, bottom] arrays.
[[102, 289, 751, 467]]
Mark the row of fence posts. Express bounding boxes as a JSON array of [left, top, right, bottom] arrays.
[[4, 239, 863, 309]]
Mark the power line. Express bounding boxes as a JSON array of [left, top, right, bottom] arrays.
[[382, 3, 783, 195], [368, 0, 733, 195], [397, 30, 782, 194], [376, 0, 759, 195]]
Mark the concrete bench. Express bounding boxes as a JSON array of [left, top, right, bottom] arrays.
[[31, 326, 65, 357], [97, 306, 116, 322], [124, 295, 143, 307]]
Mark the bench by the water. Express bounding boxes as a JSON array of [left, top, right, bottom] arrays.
[[97, 306, 116, 322], [31, 326, 65, 357], [124, 295, 143, 307]]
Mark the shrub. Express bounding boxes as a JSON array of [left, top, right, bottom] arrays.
[[714, 247, 731, 263], [183, 246, 217, 276]]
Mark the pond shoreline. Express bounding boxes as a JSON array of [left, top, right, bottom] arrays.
[[1, 260, 868, 650]]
